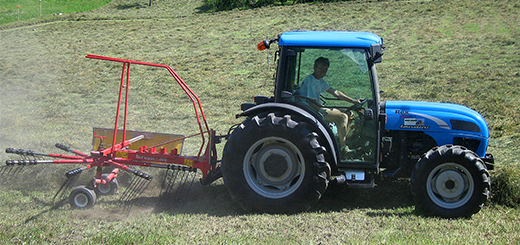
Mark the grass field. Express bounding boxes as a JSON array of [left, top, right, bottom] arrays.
[[0, 0, 112, 25], [1, 0, 519, 243]]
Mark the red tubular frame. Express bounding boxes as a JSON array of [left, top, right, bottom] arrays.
[[86, 54, 211, 159], [85, 54, 215, 178]]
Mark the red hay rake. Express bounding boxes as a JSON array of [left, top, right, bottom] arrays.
[[2, 55, 223, 209]]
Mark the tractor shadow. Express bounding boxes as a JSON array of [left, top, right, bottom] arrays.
[[149, 178, 416, 217], [149, 181, 247, 216], [311, 178, 416, 216], [109, 178, 417, 217]]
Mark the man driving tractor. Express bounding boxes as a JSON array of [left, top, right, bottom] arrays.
[[297, 57, 362, 153]]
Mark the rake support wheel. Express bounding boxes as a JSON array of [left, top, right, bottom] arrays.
[[222, 112, 330, 214], [69, 185, 97, 209], [95, 174, 119, 196]]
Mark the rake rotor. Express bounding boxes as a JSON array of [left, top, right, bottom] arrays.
[[2, 54, 223, 211]]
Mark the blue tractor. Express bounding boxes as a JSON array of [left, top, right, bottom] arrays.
[[220, 31, 494, 218]]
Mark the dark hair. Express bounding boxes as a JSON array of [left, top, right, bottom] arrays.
[[314, 57, 330, 68]]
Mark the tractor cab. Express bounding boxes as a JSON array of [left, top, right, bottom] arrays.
[[267, 31, 384, 165]]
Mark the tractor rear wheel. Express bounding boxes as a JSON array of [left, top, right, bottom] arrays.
[[411, 145, 490, 218], [222, 112, 330, 213]]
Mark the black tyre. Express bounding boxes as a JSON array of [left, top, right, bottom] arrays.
[[95, 174, 119, 196], [222, 112, 330, 213], [411, 145, 490, 218], [69, 185, 97, 209]]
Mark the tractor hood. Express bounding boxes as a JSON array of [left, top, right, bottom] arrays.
[[384, 101, 489, 139]]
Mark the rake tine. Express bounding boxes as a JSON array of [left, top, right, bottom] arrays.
[[160, 165, 197, 203], [52, 173, 81, 205], [172, 170, 189, 200], [160, 167, 180, 199], [12, 164, 27, 175], [161, 166, 182, 200], [0, 165, 11, 175], [119, 170, 142, 202], [175, 168, 197, 201], [120, 172, 151, 198], [159, 168, 170, 196], [51, 165, 90, 204], [0, 165, 24, 176], [120, 176, 151, 214], [182, 170, 197, 200], [119, 177, 139, 212], [130, 179, 146, 200], [120, 176, 145, 202], [119, 178, 137, 203]]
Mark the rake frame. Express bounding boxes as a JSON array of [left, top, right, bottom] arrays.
[[3, 55, 222, 208]]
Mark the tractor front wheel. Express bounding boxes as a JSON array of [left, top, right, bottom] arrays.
[[411, 145, 490, 218], [222, 112, 330, 213]]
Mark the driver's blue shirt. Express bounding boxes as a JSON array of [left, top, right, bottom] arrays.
[[298, 74, 331, 106]]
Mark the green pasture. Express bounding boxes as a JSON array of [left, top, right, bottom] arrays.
[[0, 0, 112, 25]]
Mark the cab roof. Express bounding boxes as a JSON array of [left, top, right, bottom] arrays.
[[278, 31, 382, 48]]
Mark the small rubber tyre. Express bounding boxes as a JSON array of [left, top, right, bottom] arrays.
[[95, 174, 119, 196], [411, 145, 490, 218], [69, 185, 97, 209], [222, 112, 330, 213]]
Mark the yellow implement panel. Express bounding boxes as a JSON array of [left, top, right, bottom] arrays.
[[92, 128, 184, 154]]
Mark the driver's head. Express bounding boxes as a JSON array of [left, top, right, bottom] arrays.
[[314, 57, 330, 69], [313, 57, 330, 79]]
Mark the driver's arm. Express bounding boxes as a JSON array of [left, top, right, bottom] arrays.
[[326, 88, 360, 104]]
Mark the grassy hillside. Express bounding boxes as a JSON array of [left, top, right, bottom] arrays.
[[0, 0, 112, 25], [1, 0, 519, 243]]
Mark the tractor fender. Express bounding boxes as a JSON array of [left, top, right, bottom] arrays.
[[237, 103, 338, 165]]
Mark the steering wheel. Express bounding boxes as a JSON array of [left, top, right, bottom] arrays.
[[347, 98, 369, 111]]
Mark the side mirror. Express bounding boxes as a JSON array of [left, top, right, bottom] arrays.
[[370, 44, 384, 64]]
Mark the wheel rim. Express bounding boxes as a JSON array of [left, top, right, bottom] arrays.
[[97, 183, 111, 194], [74, 193, 89, 208], [243, 136, 305, 199], [426, 162, 474, 209]]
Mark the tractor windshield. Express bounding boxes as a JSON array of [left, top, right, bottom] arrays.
[[284, 47, 377, 163], [288, 48, 373, 103]]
